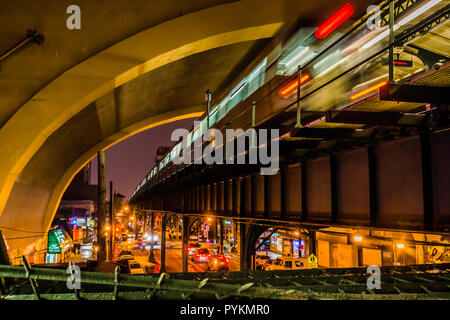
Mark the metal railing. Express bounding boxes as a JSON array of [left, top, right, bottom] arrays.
[[1, 257, 449, 300]]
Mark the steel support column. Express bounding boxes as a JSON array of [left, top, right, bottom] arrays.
[[264, 175, 269, 218], [148, 212, 156, 263], [250, 174, 256, 217], [239, 178, 245, 217], [181, 217, 190, 273], [160, 215, 168, 273], [280, 166, 286, 219], [219, 219, 224, 254], [239, 224, 267, 271], [309, 230, 316, 256]]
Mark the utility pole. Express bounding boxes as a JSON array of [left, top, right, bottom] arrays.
[[181, 217, 189, 273], [160, 215, 167, 273], [96, 151, 107, 262], [219, 219, 224, 254], [109, 181, 114, 261], [205, 89, 211, 129], [148, 212, 156, 263]]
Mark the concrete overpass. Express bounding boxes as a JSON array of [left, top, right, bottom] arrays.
[[0, 0, 376, 256]]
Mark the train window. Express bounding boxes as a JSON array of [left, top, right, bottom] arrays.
[[246, 59, 266, 98]]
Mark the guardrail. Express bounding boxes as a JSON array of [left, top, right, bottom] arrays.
[[1, 257, 449, 300]]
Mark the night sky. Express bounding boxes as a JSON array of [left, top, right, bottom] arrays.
[[90, 117, 198, 201]]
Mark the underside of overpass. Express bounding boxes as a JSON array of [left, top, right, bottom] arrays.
[[0, 0, 377, 256]]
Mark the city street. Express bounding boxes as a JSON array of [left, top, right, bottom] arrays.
[[117, 239, 240, 273]]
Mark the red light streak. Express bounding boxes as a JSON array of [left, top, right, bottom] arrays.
[[315, 4, 355, 39]]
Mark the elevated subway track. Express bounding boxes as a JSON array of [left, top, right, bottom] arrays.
[[130, 0, 450, 234]]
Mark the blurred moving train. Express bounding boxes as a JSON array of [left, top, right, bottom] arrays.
[[131, 0, 449, 200]]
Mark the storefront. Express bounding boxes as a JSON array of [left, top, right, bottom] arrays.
[[46, 227, 71, 264], [268, 230, 306, 258]]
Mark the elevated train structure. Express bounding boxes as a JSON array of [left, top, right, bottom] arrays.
[[129, 0, 450, 270]]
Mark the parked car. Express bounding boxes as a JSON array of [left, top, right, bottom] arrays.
[[265, 256, 307, 271], [118, 250, 134, 261], [261, 258, 276, 270], [207, 254, 230, 272], [192, 248, 211, 263], [128, 260, 146, 274], [255, 253, 271, 270]]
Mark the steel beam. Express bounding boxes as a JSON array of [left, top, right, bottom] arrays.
[[291, 127, 355, 139], [326, 110, 431, 127], [380, 84, 449, 105]]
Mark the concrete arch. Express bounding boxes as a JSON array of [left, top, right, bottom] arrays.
[[0, 0, 361, 254], [0, 0, 296, 215]]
